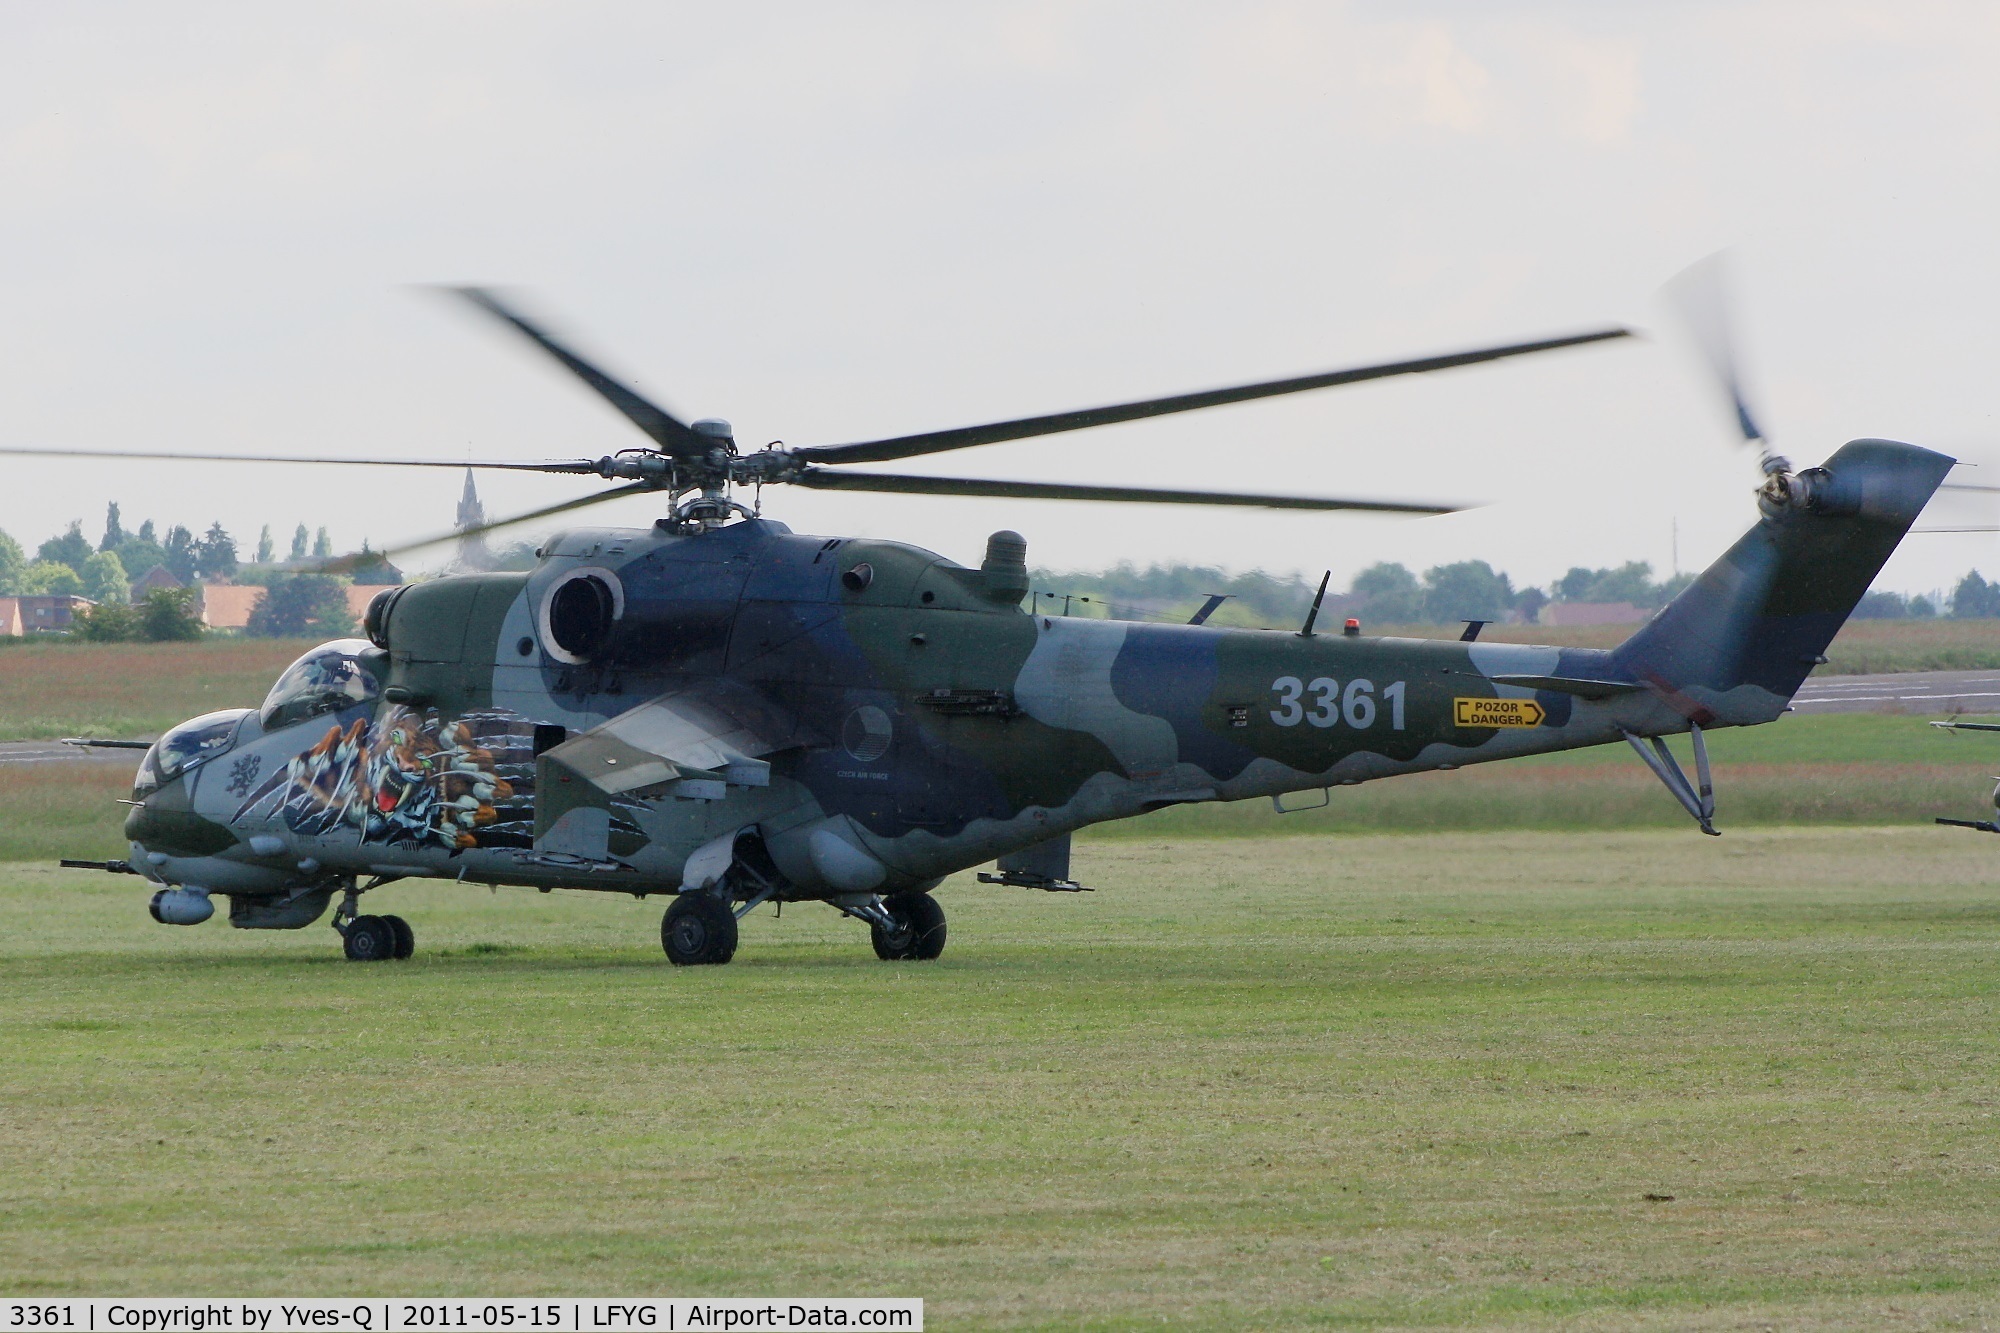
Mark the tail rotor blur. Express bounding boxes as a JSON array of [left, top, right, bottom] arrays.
[[1663, 251, 1790, 479]]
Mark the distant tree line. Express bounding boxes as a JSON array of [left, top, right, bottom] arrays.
[[1035, 559, 2000, 626], [0, 505, 352, 602], [0, 504, 393, 641], [1034, 559, 1701, 627], [1852, 570, 2000, 619], [1024, 564, 1323, 626], [72, 588, 206, 642], [246, 574, 358, 638]]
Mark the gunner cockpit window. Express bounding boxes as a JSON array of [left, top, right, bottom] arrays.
[[258, 639, 381, 731], [148, 709, 250, 784]]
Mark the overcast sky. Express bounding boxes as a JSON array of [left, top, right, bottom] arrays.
[[4, 2, 1998, 596]]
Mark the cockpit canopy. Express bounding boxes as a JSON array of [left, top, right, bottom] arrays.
[[138, 707, 251, 794], [259, 639, 382, 731]]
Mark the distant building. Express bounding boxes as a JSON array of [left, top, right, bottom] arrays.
[[132, 565, 183, 594], [343, 584, 398, 623], [0, 594, 95, 634], [457, 468, 490, 568], [196, 583, 400, 632], [197, 584, 264, 631], [1540, 601, 1648, 627]]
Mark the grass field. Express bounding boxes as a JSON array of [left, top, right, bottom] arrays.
[[0, 638, 315, 740], [5, 829, 2000, 1326]]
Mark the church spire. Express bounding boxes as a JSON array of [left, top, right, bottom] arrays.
[[456, 468, 490, 567]]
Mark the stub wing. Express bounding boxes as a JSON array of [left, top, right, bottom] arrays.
[[533, 681, 811, 855], [545, 690, 797, 796]]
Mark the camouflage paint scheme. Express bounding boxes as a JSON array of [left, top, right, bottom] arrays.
[[125, 439, 1953, 927]]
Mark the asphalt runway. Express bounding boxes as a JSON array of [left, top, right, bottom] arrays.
[[0, 741, 142, 767], [1789, 669, 2000, 716]]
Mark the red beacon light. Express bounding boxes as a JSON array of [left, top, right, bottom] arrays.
[[1342, 618, 1361, 637]]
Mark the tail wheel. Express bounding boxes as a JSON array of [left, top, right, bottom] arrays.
[[382, 914, 415, 960], [343, 914, 397, 962], [871, 892, 947, 962], [662, 894, 738, 966]]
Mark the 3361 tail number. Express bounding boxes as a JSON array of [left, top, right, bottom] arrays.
[[1269, 677, 1406, 729]]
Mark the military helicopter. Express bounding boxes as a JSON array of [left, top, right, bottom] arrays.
[[29, 282, 1952, 965]]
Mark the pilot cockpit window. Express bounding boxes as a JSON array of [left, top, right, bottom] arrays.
[[149, 708, 250, 784], [259, 639, 382, 731]]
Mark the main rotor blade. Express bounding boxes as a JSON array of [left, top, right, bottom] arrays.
[[315, 481, 656, 572], [446, 287, 701, 457], [790, 468, 1459, 514], [0, 444, 600, 473], [790, 328, 1631, 466]]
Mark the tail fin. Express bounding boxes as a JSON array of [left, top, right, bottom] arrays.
[[1611, 438, 1953, 722]]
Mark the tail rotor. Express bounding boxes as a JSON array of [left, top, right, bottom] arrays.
[[1663, 251, 1793, 484]]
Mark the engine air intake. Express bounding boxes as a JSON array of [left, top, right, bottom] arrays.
[[544, 571, 620, 661]]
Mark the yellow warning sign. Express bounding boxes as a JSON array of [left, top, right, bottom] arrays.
[[1453, 696, 1546, 728]]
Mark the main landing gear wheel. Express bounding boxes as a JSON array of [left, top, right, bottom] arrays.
[[871, 893, 947, 962], [662, 894, 738, 966], [382, 914, 415, 960], [343, 914, 398, 962]]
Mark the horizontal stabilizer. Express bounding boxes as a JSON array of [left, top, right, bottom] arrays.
[[1488, 674, 1646, 700]]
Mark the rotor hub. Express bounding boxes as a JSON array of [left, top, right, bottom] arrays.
[[691, 418, 736, 447]]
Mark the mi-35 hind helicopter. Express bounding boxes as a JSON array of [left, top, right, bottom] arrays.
[[27, 279, 1952, 966]]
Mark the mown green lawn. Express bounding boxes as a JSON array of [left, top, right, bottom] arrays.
[[0, 637, 315, 740], [5, 828, 2000, 1327]]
